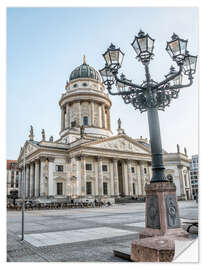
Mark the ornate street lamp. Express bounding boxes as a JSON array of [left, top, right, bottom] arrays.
[[100, 30, 197, 249], [100, 30, 197, 183], [166, 33, 188, 63], [131, 30, 155, 64], [102, 43, 124, 69]]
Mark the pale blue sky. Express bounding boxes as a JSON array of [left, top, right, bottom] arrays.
[[7, 7, 198, 159]]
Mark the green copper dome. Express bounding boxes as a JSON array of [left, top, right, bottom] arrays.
[[69, 56, 101, 82]]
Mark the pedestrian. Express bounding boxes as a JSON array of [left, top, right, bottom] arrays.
[[196, 193, 198, 203], [194, 193, 196, 201]]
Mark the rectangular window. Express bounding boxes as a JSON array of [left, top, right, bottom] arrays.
[[57, 183, 63, 195], [56, 165, 64, 172], [103, 182, 108, 195], [144, 168, 147, 174], [71, 121, 76, 128], [83, 116, 88, 126], [133, 183, 136, 195], [131, 167, 135, 173], [11, 171, 14, 187], [102, 165, 108, 172], [86, 182, 92, 195], [86, 164, 92, 171], [16, 177, 18, 188]]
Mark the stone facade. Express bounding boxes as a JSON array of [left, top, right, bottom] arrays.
[[16, 60, 192, 201], [7, 160, 19, 197], [189, 155, 198, 197]]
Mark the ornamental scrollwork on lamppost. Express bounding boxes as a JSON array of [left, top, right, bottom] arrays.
[[100, 31, 197, 114]]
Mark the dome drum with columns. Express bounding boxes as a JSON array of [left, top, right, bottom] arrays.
[[16, 57, 193, 202], [59, 56, 112, 144]]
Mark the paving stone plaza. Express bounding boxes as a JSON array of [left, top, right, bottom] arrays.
[[7, 200, 198, 262]]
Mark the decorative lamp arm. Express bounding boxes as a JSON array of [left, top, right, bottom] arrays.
[[113, 72, 145, 91], [152, 64, 183, 89], [158, 73, 193, 91], [106, 83, 138, 96]]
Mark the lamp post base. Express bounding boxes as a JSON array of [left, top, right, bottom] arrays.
[[139, 181, 189, 238], [130, 182, 189, 262]]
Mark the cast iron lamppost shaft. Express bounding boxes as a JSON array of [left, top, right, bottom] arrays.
[[145, 63, 166, 182], [100, 30, 197, 183]]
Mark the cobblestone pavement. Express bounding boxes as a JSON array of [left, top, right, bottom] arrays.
[[7, 200, 198, 262]]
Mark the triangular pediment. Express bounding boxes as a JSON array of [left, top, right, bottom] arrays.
[[84, 135, 150, 154], [18, 141, 39, 162]]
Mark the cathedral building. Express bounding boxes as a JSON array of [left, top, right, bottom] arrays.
[[17, 58, 192, 201]]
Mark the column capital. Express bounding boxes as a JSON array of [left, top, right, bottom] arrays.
[[34, 159, 40, 165], [139, 160, 145, 165], [80, 155, 86, 160], [177, 165, 183, 170], [94, 156, 102, 162], [40, 156, 48, 162], [127, 159, 132, 166], [48, 157, 55, 162], [66, 157, 72, 162], [30, 160, 35, 168], [30, 162, 34, 169]]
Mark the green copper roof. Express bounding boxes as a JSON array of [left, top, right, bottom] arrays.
[[69, 56, 101, 82]]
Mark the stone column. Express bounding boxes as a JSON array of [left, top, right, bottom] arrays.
[[75, 158, 81, 196], [34, 160, 40, 197], [19, 169, 22, 198], [94, 158, 99, 196], [30, 163, 34, 198], [127, 160, 133, 196], [187, 167, 193, 199], [148, 162, 152, 181], [66, 103, 70, 128], [101, 104, 105, 128], [98, 104, 102, 128], [64, 111, 67, 129], [48, 158, 54, 196], [107, 109, 111, 130], [98, 158, 103, 196], [19, 169, 23, 198], [113, 159, 119, 196], [91, 101, 94, 126], [81, 156, 86, 196], [78, 101, 81, 126], [26, 165, 30, 198], [136, 162, 142, 195], [88, 102, 92, 126], [61, 107, 65, 131], [177, 165, 185, 198], [123, 161, 129, 195], [140, 161, 145, 195], [40, 158, 46, 197], [110, 161, 114, 196]]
